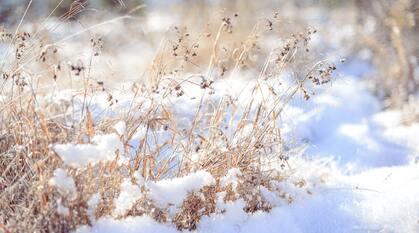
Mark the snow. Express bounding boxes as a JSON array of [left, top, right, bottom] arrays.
[[131, 124, 147, 141], [47, 65, 419, 233], [280, 78, 410, 173], [114, 179, 143, 216], [53, 133, 124, 168], [147, 170, 215, 208], [114, 121, 126, 136], [68, 71, 419, 232], [75, 163, 419, 233], [220, 168, 241, 189], [87, 193, 101, 221], [49, 168, 77, 200], [345, 165, 419, 233], [28, 8, 418, 233], [75, 216, 178, 233], [61, 69, 419, 232], [145, 12, 177, 33], [56, 198, 70, 216]]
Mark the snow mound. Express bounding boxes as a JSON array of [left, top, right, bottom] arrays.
[[114, 179, 143, 216], [49, 168, 77, 199], [147, 170, 215, 208], [74, 164, 419, 233], [53, 133, 124, 168], [75, 216, 178, 233]]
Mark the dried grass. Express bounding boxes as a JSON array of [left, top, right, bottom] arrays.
[[0, 1, 342, 232]]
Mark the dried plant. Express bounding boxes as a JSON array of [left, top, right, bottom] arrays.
[[0, 1, 342, 232], [356, 0, 418, 108]]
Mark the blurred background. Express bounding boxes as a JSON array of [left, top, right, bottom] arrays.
[[0, 0, 418, 108]]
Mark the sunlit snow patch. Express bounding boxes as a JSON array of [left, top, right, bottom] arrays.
[[53, 133, 124, 168]]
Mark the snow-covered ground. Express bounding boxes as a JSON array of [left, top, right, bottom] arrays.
[[3, 6, 417, 232], [47, 62, 419, 232], [43, 18, 418, 230]]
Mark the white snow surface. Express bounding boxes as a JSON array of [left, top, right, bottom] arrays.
[[2, 9, 416, 232], [114, 179, 143, 216], [114, 121, 127, 136], [71, 75, 419, 232], [74, 164, 419, 233], [147, 170, 215, 208], [41, 17, 419, 232], [53, 133, 124, 168], [49, 168, 77, 200]]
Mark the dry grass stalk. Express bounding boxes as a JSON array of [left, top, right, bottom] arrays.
[[0, 2, 339, 232]]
